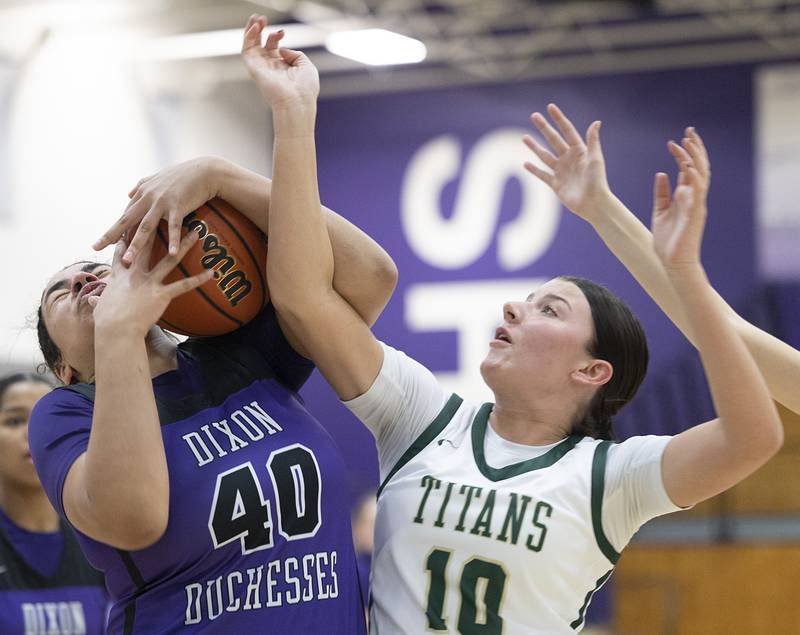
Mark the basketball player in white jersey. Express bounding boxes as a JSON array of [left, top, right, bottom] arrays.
[[244, 20, 784, 633]]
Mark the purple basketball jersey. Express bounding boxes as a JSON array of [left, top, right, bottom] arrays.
[[0, 513, 108, 635], [29, 307, 366, 634]]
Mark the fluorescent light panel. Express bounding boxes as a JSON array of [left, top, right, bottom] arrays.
[[325, 29, 426, 66]]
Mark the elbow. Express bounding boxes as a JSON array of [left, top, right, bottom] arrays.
[[746, 419, 784, 467], [376, 256, 399, 298], [106, 506, 169, 551], [114, 519, 168, 551], [766, 422, 784, 458], [360, 256, 398, 327], [83, 489, 169, 551]]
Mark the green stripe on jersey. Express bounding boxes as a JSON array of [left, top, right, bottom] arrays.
[[377, 394, 464, 498], [591, 441, 620, 565], [471, 403, 582, 481], [569, 569, 613, 630]]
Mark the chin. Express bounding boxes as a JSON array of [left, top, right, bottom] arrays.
[[479, 358, 497, 385]]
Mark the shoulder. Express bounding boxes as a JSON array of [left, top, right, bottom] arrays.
[[28, 387, 94, 440], [30, 387, 94, 420], [607, 434, 673, 466]]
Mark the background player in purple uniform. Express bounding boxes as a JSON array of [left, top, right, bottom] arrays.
[[27, 29, 398, 629], [0, 372, 108, 635]]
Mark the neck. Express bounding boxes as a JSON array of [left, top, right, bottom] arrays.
[[0, 484, 59, 532], [488, 399, 573, 446]]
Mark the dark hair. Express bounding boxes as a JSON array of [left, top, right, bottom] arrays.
[[36, 260, 103, 380], [0, 372, 54, 408], [37, 304, 63, 378], [560, 276, 649, 441]]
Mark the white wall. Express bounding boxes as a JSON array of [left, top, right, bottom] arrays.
[[757, 63, 800, 280]]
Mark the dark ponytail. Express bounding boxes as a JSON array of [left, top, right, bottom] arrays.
[[560, 276, 649, 440]]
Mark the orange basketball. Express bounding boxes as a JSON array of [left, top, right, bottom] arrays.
[[149, 198, 269, 337]]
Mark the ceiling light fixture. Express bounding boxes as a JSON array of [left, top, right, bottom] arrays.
[[325, 29, 427, 66]]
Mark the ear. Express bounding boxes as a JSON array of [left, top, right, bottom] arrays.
[[572, 359, 613, 388], [54, 363, 76, 385]]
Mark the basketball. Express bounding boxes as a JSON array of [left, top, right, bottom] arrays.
[[149, 197, 269, 337]]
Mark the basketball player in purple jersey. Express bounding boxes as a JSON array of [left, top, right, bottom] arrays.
[[0, 373, 108, 635], [27, 27, 397, 631]]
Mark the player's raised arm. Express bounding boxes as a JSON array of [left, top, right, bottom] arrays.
[[56, 233, 212, 550], [92, 158, 396, 329], [647, 158, 782, 507], [240, 16, 383, 400], [524, 104, 800, 414]]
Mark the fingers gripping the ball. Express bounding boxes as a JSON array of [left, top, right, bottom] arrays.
[[111, 238, 128, 268], [159, 229, 214, 300], [151, 229, 200, 281], [124, 211, 163, 265], [165, 268, 215, 301]]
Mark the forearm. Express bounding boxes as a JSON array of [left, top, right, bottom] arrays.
[[666, 266, 782, 455], [268, 105, 335, 309], [589, 193, 698, 341], [734, 318, 800, 414], [83, 331, 168, 543], [591, 193, 800, 412], [211, 157, 396, 326]]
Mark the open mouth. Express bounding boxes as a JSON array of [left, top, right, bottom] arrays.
[[78, 281, 106, 302], [494, 327, 512, 344]]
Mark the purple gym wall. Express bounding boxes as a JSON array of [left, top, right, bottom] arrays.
[[300, 63, 756, 497]]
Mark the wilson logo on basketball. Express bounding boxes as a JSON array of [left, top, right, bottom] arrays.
[[184, 212, 252, 307]]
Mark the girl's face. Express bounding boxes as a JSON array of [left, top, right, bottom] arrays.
[[0, 381, 52, 489], [480, 278, 599, 401], [40, 262, 111, 383]]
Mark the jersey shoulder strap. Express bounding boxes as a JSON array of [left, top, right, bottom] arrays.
[[591, 440, 620, 565], [377, 393, 464, 497]]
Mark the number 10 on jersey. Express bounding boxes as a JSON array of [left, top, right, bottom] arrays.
[[425, 548, 508, 634]]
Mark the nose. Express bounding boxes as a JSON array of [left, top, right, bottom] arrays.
[[503, 302, 521, 323], [71, 271, 99, 297]]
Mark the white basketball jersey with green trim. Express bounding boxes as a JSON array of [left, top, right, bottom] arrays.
[[370, 394, 617, 635]]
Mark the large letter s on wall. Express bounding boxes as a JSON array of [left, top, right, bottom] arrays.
[[401, 129, 560, 271]]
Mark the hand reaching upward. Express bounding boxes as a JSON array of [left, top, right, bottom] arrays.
[[651, 144, 707, 270], [241, 15, 319, 111], [523, 103, 610, 222]]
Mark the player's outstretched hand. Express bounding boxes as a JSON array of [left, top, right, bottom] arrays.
[[666, 126, 711, 211], [90, 228, 213, 338], [523, 103, 609, 222], [241, 14, 319, 111], [651, 134, 708, 270], [93, 158, 220, 265]]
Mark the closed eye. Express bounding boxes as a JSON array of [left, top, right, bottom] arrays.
[[51, 290, 69, 306]]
